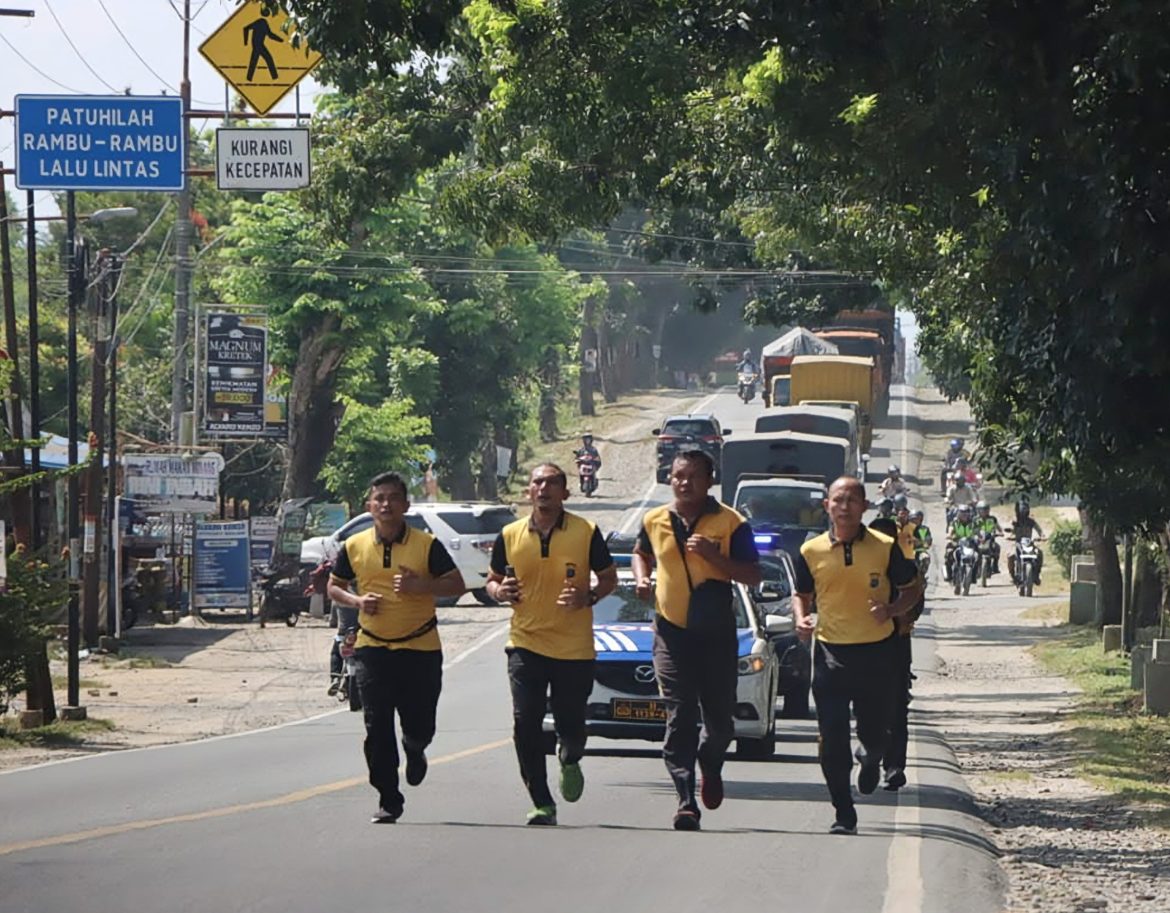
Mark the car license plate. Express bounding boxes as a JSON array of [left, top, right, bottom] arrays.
[[612, 698, 668, 722]]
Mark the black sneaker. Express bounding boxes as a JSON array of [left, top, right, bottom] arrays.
[[672, 808, 701, 831], [405, 746, 428, 787], [327, 676, 341, 697], [855, 747, 881, 795], [371, 805, 401, 824], [829, 819, 858, 835], [884, 768, 907, 791]]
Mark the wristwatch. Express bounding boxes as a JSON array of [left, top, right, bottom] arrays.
[[588, 588, 600, 606]]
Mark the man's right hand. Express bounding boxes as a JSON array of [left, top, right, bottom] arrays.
[[357, 592, 380, 614], [496, 576, 522, 603]]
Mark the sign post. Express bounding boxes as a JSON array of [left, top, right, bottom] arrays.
[[193, 520, 252, 617], [216, 127, 310, 191]]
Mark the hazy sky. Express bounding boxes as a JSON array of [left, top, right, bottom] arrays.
[[1, 0, 327, 213]]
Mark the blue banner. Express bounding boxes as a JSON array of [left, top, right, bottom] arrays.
[[15, 95, 185, 191], [194, 520, 251, 610]]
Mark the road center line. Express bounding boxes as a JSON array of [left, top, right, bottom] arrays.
[[617, 388, 722, 534], [0, 737, 513, 858]]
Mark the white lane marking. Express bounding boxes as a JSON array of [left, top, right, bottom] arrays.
[[882, 381, 925, 913], [882, 727, 924, 913], [611, 631, 638, 652], [1, 619, 513, 777], [616, 388, 724, 534]]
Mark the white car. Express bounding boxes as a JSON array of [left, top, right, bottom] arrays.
[[301, 502, 517, 605], [543, 570, 789, 759]]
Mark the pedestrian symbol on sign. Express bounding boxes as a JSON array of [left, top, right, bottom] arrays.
[[243, 17, 283, 82]]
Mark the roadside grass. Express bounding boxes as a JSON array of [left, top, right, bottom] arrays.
[[1019, 601, 1067, 623], [1032, 626, 1170, 823], [981, 769, 1035, 783], [51, 675, 107, 690], [0, 716, 117, 752], [99, 651, 170, 669]]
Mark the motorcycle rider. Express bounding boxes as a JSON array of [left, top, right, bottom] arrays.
[[736, 348, 758, 375], [573, 432, 602, 492], [973, 501, 1003, 574], [945, 471, 978, 522], [893, 495, 917, 560], [910, 510, 933, 551], [874, 497, 895, 520], [943, 437, 967, 469], [944, 504, 977, 582], [878, 465, 909, 499], [954, 457, 981, 488], [1007, 500, 1046, 584]]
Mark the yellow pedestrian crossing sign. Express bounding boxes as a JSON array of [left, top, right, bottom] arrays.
[[199, 2, 322, 116]]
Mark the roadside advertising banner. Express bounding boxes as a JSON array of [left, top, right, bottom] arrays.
[[193, 520, 251, 609], [203, 313, 267, 437], [249, 516, 279, 569], [122, 453, 224, 514]]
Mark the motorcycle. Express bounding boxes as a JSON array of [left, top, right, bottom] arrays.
[[951, 536, 979, 596], [915, 547, 931, 581], [737, 371, 759, 404], [574, 451, 600, 497], [336, 628, 362, 712], [257, 558, 310, 627], [1013, 537, 1042, 597], [976, 530, 998, 588]]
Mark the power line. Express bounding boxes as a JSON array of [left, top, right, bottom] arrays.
[[0, 32, 85, 93], [44, 0, 123, 93], [96, 0, 177, 93]]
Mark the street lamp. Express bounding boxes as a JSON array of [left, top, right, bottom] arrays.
[[63, 195, 137, 718]]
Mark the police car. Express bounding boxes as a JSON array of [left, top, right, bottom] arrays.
[[544, 570, 789, 759]]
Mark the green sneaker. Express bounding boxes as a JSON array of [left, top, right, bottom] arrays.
[[526, 805, 558, 826], [559, 761, 584, 803]]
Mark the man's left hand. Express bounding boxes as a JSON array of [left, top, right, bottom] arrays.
[[556, 585, 588, 609], [686, 535, 719, 561], [394, 567, 428, 595], [869, 599, 895, 624]]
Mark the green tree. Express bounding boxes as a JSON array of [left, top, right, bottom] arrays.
[[319, 397, 431, 508]]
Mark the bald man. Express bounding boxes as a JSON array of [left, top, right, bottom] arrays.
[[792, 476, 922, 835]]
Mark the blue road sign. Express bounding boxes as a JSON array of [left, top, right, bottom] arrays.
[[14, 94, 185, 191]]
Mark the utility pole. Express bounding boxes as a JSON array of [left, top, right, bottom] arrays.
[[82, 253, 110, 645], [26, 190, 41, 551], [170, 0, 193, 444], [105, 255, 123, 638], [64, 191, 85, 716]]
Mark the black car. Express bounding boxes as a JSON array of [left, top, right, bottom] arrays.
[[652, 413, 729, 483], [752, 552, 811, 718]]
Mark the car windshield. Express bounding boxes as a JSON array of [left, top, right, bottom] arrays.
[[662, 420, 717, 437], [595, 582, 750, 628], [736, 487, 827, 529], [435, 508, 514, 535]]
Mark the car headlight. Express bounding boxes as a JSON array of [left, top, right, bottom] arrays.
[[737, 655, 766, 676]]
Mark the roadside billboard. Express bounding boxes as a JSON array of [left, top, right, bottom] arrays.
[[122, 453, 224, 514], [203, 313, 268, 438], [193, 520, 251, 610]]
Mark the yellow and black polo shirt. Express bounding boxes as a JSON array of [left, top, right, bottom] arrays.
[[897, 520, 918, 560], [636, 497, 758, 628], [330, 524, 456, 652], [794, 526, 918, 645], [490, 511, 613, 660]]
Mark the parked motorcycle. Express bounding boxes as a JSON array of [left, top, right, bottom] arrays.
[[257, 559, 310, 627], [574, 450, 600, 497], [951, 536, 979, 596], [1013, 537, 1041, 598], [737, 371, 759, 404]]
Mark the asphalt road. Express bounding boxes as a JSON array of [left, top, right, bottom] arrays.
[[0, 385, 1003, 913]]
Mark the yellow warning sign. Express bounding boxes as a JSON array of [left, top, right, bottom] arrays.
[[198, 2, 322, 116]]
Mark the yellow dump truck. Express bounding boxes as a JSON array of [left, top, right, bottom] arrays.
[[788, 355, 875, 451]]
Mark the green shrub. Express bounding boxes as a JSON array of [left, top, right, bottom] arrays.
[[0, 549, 63, 706], [1049, 519, 1085, 579]]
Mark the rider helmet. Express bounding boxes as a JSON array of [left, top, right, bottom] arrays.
[[910, 510, 924, 523], [887, 464, 900, 476], [949, 437, 963, 450], [956, 504, 972, 517], [976, 500, 989, 512], [1016, 499, 1030, 517], [742, 348, 752, 361], [876, 497, 894, 516], [956, 457, 969, 468], [951, 471, 965, 485], [893, 493, 909, 510]]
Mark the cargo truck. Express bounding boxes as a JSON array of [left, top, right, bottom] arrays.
[[788, 354, 876, 451]]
